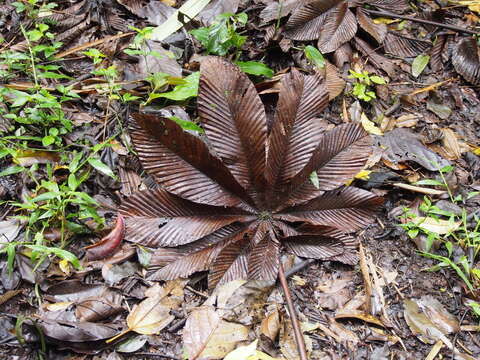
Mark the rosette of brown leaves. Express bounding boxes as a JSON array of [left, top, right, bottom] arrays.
[[120, 57, 382, 288]]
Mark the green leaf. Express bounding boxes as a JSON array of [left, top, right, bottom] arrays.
[[235, 61, 274, 78], [304, 45, 325, 69], [0, 165, 24, 177], [411, 55, 430, 78], [31, 191, 59, 203], [414, 179, 445, 186], [370, 75, 386, 84], [155, 72, 200, 101], [25, 245, 81, 270], [309, 171, 319, 189], [88, 158, 116, 179], [42, 135, 55, 146], [168, 116, 204, 133]]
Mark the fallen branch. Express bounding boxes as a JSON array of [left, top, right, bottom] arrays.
[[364, 9, 479, 35], [278, 261, 308, 360]]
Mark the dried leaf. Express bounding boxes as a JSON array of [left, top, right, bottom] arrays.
[[151, 0, 212, 41], [284, 0, 342, 40], [384, 32, 431, 57], [317, 2, 357, 53], [261, 309, 281, 341], [356, 8, 386, 43], [183, 306, 249, 360], [121, 281, 184, 338], [379, 128, 450, 171], [452, 37, 480, 85]]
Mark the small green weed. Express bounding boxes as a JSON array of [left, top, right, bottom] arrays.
[[399, 165, 480, 318], [348, 69, 386, 102]]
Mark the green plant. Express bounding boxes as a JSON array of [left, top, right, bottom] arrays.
[[348, 69, 386, 102], [190, 12, 248, 58], [399, 166, 480, 298]]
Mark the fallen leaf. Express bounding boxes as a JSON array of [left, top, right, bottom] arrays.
[[109, 280, 185, 342], [184, 305, 250, 360], [361, 113, 383, 135], [151, 0, 212, 41], [441, 128, 462, 160], [379, 128, 450, 171], [411, 55, 430, 78], [261, 309, 280, 341], [85, 214, 125, 261], [412, 217, 461, 234]]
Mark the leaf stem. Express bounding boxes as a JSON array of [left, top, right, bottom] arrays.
[[278, 261, 307, 360]]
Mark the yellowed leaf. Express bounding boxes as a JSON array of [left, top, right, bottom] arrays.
[[45, 301, 73, 311], [361, 113, 383, 135], [126, 280, 184, 336], [261, 309, 280, 341], [198, 319, 249, 358], [412, 217, 461, 234], [59, 259, 71, 275], [442, 128, 462, 159], [224, 340, 257, 360], [373, 17, 400, 24]]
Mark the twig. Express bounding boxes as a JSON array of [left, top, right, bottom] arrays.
[[278, 261, 308, 360], [363, 9, 479, 35], [285, 259, 316, 278]]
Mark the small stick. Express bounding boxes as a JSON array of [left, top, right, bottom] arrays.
[[278, 261, 308, 360], [363, 9, 479, 35]]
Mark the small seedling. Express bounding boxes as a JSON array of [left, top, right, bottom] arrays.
[[348, 69, 386, 102]]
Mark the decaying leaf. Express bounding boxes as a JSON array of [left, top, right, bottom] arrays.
[[379, 128, 450, 171], [404, 297, 458, 345], [383, 32, 431, 58], [452, 37, 480, 85], [183, 305, 249, 360], [120, 57, 382, 288], [109, 280, 185, 342]]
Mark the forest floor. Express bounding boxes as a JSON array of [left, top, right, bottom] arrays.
[[1, 0, 480, 359]]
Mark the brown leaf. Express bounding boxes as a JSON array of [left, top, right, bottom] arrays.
[[277, 187, 383, 232], [287, 123, 372, 194], [284, 0, 342, 40], [130, 113, 252, 208], [384, 32, 431, 57], [366, 0, 409, 13], [261, 309, 281, 341], [283, 227, 357, 264], [119, 188, 251, 247], [183, 306, 221, 359], [452, 37, 480, 85], [247, 231, 280, 281], [198, 57, 267, 202], [125, 281, 184, 335], [353, 37, 396, 77], [356, 7, 386, 43], [266, 69, 328, 190], [183, 306, 249, 360], [317, 2, 357, 54]]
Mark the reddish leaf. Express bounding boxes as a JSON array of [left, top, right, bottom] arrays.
[[208, 236, 250, 288], [276, 187, 383, 231], [119, 57, 381, 288], [84, 214, 125, 261], [317, 2, 357, 54], [130, 114, 253, 208], [284, 0, 342, 40], [198, 57, 267, 202], [247, 231, 280, 281], [119, 189, 252, 247], [383, 32, 431, 58], [266, 70, 328, 189], [286, 123, 372, 196]]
